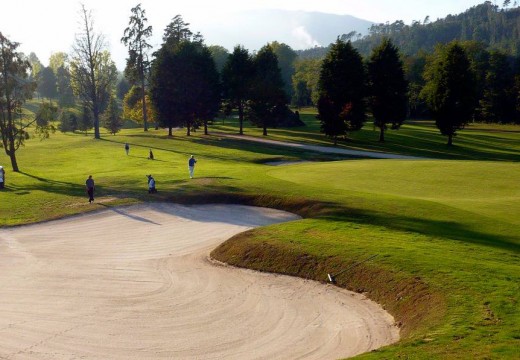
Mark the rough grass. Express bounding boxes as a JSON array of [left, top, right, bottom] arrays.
[[1, 108, 519, 359]]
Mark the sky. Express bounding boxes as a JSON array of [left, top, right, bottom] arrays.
[[1, 0, 492, 70]]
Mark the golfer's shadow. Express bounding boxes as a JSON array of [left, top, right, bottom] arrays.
[[99, 203, 160, 225]]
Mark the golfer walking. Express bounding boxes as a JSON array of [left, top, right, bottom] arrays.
[[85, 175, 95, 203], [188, 155, 197, 179]]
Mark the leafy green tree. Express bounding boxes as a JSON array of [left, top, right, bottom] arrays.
[[403, 52, 429, 118], [123, 85, 154, 126], [116, 75, 131, 100], [221, 45, 255, 135], [422, 42, 477, 145], [317, 40, 366, 145], [367, 38, 408, 142], [58, 110, 78, 133], [270, 41, 297, 99], [70, 4, 117, 139], [102, 95, 123, 135], [37, 66, 58, 100], [162, 15, 202, 46], [479, 50, 515, 123], [150, 40, 220, 136], [48, 52, 75, 106], [293, 80, 311, 109], [247, 45, 287, 136], [49, 52, 69, 74], [0, 33, 40, 171], [208, 45, 229, 73], [56, 65, 75, 107], [121, 3, 153, 131], [292, 58, 322, 106], [78, 104, 93, 135], [27, 52, 43, 82]]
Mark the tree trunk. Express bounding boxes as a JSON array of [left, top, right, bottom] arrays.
[[168, 126, 172, 136], [93, 103, 100, 139], [447, 133, 453, 146], [238, 102, 244, 135], [204, 120, 208, 135], [379, 126, 385, 142], [263, 123, 267, 136], [187, 120, 191, 136], [141, 72, 148, 131], [8, 148, 19, 172]]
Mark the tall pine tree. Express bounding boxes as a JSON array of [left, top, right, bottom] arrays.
[[317, 40, 365, 145], [422, 42, 477, 145], [368, 38, 408, 142]]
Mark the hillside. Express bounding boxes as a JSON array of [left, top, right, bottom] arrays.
[[199, 9, 373, 52], [298, 1, 520, 58]]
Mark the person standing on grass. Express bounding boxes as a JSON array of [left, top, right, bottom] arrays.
[[125, 143, 130, 155], [85, 175, 95, 203], [0, 166, 5, 189], [188, 155, 197, 179], [147, 175, 157, 193]]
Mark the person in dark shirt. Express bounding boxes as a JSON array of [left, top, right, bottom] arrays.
[[188, 155, 197, 179], [85, 175, 95, 203]]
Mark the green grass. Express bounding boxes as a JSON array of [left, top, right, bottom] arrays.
[[1, 107, 519, 359], [214, 108, 520, 161]]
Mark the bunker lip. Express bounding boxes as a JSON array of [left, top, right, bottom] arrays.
[[0, 203, 399, 359]]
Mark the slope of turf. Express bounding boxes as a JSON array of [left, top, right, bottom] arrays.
[[1, 116, 519, 359]]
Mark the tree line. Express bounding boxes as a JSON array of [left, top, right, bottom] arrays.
[[1, 2, 518, 172]]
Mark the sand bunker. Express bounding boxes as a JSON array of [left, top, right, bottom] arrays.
[[0, 203, 398, 359]]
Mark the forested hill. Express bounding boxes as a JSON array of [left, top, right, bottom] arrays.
[[298, 1, 520, 59]]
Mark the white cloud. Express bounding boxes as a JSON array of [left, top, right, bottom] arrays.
[[291, 26, 321, 49]]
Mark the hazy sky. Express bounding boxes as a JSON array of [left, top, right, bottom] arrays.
[[2, 0, 490, 70]]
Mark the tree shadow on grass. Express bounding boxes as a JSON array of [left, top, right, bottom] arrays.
[[16, 171, 139, 200], [322, 207, 520, 253]]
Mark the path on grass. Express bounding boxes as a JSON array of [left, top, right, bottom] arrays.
[[0, 204, 399, 359], [214, 133, 423, 159]]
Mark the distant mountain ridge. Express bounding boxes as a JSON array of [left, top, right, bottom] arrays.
[[297, 2, 520, 59], [197, 9, 374, 51]]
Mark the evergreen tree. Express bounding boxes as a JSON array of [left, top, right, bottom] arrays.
[[479, 50, 515, 123], [247, 45, 287, 136], [270, 41, 297, 99], [102, 95, 123, 135], [58, 110, 78, 133], [37, 66, 58, 100], [116, 76, 131, 100], [78, 105, 94, 135], [208, 45, 229, 73], [150, 39, 220, 136], [317, 40, 366, 145], [121, 3, 153, 131], [221, 45, 255, 135], [422, 42, 477, 145], [56, 66, 75, 107], [367, 38, 408, 142]]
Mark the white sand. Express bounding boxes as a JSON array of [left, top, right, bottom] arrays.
[[0, 203, 399, 359]]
